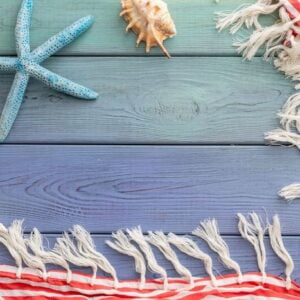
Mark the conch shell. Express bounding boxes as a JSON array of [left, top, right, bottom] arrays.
[[120, 0, 177, 58]]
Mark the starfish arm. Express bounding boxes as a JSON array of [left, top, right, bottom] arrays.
[[15, 0, 33, 57], [0, 57, 17, 72], [26, 62, 98, 100], [0, 72, 29, 142], [31, 16, 95, 64]]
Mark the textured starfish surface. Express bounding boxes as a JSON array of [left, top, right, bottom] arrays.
[[0, 0, 98, 142]]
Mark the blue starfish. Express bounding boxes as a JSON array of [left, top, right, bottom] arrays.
[[0, 0, 98, 142]]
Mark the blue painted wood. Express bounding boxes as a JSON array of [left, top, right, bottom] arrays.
[[0, 234, 298, 281], [0, 0, 255, 56], [0, 57, 293, 144], [0, 145, 300, 234]]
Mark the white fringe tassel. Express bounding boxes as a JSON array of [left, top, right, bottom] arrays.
[[26, 228, 72, 283], [53, 233, 99, 285], [235, 17, 298, 60], [278, 183, 300, 201], [0, 214, 294, 291], [0, 223, 23, 278], [216, 0, 281, 34], [127, 227, 168, 290], [147, 231, 194, 288], [238, 213, 267, 283], [217, 0, 300, 151], [266, 92, 300, 149], [72, 225, 119, 288], [106, 230, 146, 289], [168, 233, 217, 287], [269, 215, 294, 289], [8, 221, 47, 280], [192, 219, 243, 283]]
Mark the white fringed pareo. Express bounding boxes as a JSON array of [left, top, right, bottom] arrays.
[[0, 213, 294, 291], [217, 0, 300, 200]]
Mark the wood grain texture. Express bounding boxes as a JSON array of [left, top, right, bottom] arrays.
[[0, 145, 300, 234], [0, 0, 256, 56], [0, 234, 299, 281], [0, 57, 293, 144]]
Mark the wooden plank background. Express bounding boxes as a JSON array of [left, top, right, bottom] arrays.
[[0, 0, 257, 56], [0, 0, 299, 284], [0, 145, 299, 234], [1, 57, 293, 144]]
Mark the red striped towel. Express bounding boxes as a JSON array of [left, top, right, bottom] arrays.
[[0, 267, 300, 299]]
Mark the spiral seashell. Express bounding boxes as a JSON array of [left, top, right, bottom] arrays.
[[120, 0, 177, 58]]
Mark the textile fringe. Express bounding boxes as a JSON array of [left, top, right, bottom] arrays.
[[26, 227, 72, 283], [168, 233, 217, 286], [147, 231, 194, 288], [217, 0, 300, 149], [71, 225, 119, 288], [8, 221, 47, 279], [192, 219, 243, 283], [217, 0, 281, 34], [53, 233, 99, 285], [0, 213, 295, 291], [269, 215, 294, 289], [106, 230, 146, 289], [237, 213, 267, 282], [127, 227, 168, 290], [278, 183, 300, 200]]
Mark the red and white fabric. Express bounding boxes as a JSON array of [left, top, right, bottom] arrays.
[[0, 266, 299, 299]]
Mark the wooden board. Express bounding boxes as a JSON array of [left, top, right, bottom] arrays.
[[0, 0, 257, 56], [0, 145, 299, 234], [0, 57, 293, 144]]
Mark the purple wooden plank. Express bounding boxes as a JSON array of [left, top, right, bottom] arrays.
[[0, 234, 298, 281], [0, 145, 300, 234]]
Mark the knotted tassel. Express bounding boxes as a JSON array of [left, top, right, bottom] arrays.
[[238, 213, 267, 283], [72, 225, 119, 288], [7, 221, 47, 280], [269, 215, 294, 289], [26, 228, 72, 283], [127, 227, 168, 290], [193, 219, 243, 283], [0, 223, 23, 278], [106, 230, 146, 290], [53, 233, 98, 286], [148, 231, 194, 288], [168, 233, 217, 287]]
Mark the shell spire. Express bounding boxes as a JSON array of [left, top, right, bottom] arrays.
[[120, 0, 176, 58]]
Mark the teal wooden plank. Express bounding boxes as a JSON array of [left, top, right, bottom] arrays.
[[0, 145, 300, 234], [0, 234, 298, 281], [0, 57, 293, 144], [0, 0, 256, 56]]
